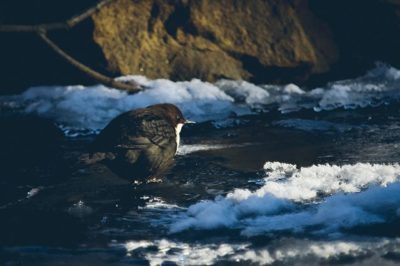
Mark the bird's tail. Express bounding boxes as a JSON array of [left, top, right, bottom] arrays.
[[79, 152, 115, 165]]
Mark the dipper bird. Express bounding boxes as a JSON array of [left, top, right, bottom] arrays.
[[87, 104, 192, 181]]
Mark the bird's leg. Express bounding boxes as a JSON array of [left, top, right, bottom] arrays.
[[146, 176, 163, 183]]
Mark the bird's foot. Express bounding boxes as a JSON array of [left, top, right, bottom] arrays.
[[132, 179, 143, 185], [146, 177, 163, 183]]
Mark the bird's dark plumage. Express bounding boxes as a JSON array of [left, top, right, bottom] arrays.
[[87, 104, 187, 181]]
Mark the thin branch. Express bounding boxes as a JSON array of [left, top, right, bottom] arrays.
[[0, 23, 67, 32], [67, 0, 114, 27], [0, 0, 142, 93], [0, 0, 114, 32], [38, 32, 141, 93]]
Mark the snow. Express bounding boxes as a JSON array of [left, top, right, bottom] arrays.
[[117, 238, 400, 266], [2, 63, 400, 136], [168, 162, 400, 235]]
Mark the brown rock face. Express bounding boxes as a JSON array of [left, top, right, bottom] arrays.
[[92, 0, 338, 84], [2, 0, 400, 93]]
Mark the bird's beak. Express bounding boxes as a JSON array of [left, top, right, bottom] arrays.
[[184, 119, 196, 124]]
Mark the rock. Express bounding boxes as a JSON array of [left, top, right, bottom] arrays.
[[1, 0, 400, 92], [92, 0, 338, 83]]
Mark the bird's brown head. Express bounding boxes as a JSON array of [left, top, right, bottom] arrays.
[[147, 103, 187, 126]]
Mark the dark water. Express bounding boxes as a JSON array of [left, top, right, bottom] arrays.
[[1, 64, 400, 265], [1, 102, 400, 265]]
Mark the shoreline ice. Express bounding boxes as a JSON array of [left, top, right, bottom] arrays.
[[167, 162, 400, 236], [0, 63, 399, 135]]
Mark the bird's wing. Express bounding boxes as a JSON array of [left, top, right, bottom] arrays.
[[139, 116, 176, 148], [92, 111, 176, 151]]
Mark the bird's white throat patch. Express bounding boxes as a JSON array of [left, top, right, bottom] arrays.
[[175, 123, 184, 152]]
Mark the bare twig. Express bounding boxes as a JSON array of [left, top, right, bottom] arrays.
[[0, 23, 68, 32], [0, 0, 114, 32], [0, 0, 142, 93], [66, 0, 114, 28], [38, 32, 141, 93]]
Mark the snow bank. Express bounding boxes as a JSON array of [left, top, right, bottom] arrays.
[[117, 238, 400, 266], [1, 64, 399, 135], [14, 79, 246, 131], [169, 162, 400, 235]]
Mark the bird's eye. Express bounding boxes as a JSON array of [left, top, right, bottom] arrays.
[[176, 115, 180, 120]]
